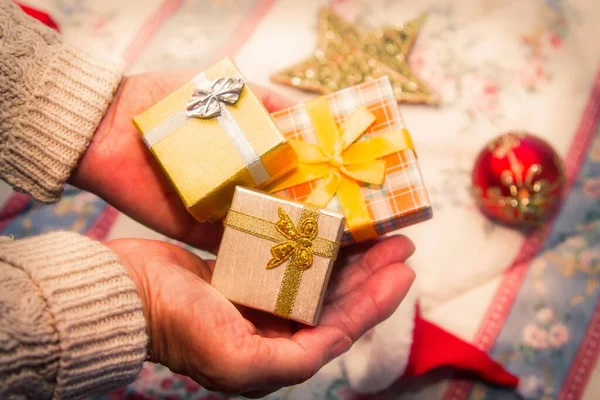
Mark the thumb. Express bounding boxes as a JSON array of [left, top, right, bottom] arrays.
[[251, 84, 296, 112]]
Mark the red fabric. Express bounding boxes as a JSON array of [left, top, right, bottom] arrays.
[[403, 306, 519, 388], [15, 2, 60, 31]]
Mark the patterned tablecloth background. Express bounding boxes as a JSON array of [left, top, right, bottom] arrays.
[[4, 0, 600, 399]]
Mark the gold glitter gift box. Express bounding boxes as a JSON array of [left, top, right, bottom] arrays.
[[212, 187, 344, 325], [133, 57, 297, 222]]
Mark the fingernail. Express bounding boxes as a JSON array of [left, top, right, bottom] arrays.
[[328, 334, 352, 362], [404, 266, 416, 285]]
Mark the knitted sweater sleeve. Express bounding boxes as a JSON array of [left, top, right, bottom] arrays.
[[0, 0, 122, 202], [0, 2, 148, 398], [0, 233, 147, 399]]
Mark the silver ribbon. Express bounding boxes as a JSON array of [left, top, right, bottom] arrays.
[[142, 73, 270, 186], [186, 77, 244, 119]]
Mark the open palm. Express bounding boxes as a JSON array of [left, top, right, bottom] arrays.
[[107, 234, 415, 397], [71, 70, 295, 253], [82, 68, 418, 396]]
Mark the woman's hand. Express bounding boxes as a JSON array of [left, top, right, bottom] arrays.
[[72, 70, 294, 253], [106, 234, 415, 397]]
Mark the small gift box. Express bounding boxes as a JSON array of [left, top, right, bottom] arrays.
[[268, 77, 432, 245], [133, 57, 297, 222], [212, 186, 344, 325]]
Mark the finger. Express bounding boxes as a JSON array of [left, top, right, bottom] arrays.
[[335, 237, 380, 266], [319, 262, 415, 345], [325, 235, 415, 303], [237, 263, 414, 392], [251, 84, 296, 112], [179, 220, 223, 254], [238, 325, 351, 391], [236, 306, 296, 338]]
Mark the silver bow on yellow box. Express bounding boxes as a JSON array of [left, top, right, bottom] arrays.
[[186, 77, 245, 119], [141, 73, 270, 185]]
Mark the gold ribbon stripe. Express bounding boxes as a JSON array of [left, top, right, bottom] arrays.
[[273, 206, 317, 318], [274, 261, 304, 318], [224, 210, 340, 259]]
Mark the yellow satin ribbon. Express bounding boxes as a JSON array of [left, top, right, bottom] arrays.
[[269, 96, 415, 242]]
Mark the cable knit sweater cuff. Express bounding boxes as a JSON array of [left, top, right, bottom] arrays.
[[1, 45, 122, 203], [0, 232, 147, 398]]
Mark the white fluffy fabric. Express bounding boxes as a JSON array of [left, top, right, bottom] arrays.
[[338, 281, 418, 393]]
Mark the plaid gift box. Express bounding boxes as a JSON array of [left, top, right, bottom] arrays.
[[270, 77, 432, 245]]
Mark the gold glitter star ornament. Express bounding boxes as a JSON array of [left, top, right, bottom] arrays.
[[271, 8, 439, 105]]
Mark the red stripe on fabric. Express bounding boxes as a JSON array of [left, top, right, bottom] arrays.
[[0, 193, 32, 232], [122, 0, 183, 68], [558, 294, 600, 400], [85, 205, 119, 241], [212, 0, 278, 60]]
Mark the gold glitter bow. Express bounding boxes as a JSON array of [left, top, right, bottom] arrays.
[[225, 205, 340, 318], [267, 207, 319, 270]]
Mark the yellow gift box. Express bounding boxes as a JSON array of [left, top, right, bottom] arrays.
[[133, 57, 297, 222]]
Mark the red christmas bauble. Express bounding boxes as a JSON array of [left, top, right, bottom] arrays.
[[471, 132, 565, 226]]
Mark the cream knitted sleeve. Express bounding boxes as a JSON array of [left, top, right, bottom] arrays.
[[0, 2, 149, 398], [0, 232, 148, 399], [0, 0, 122, 203]]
